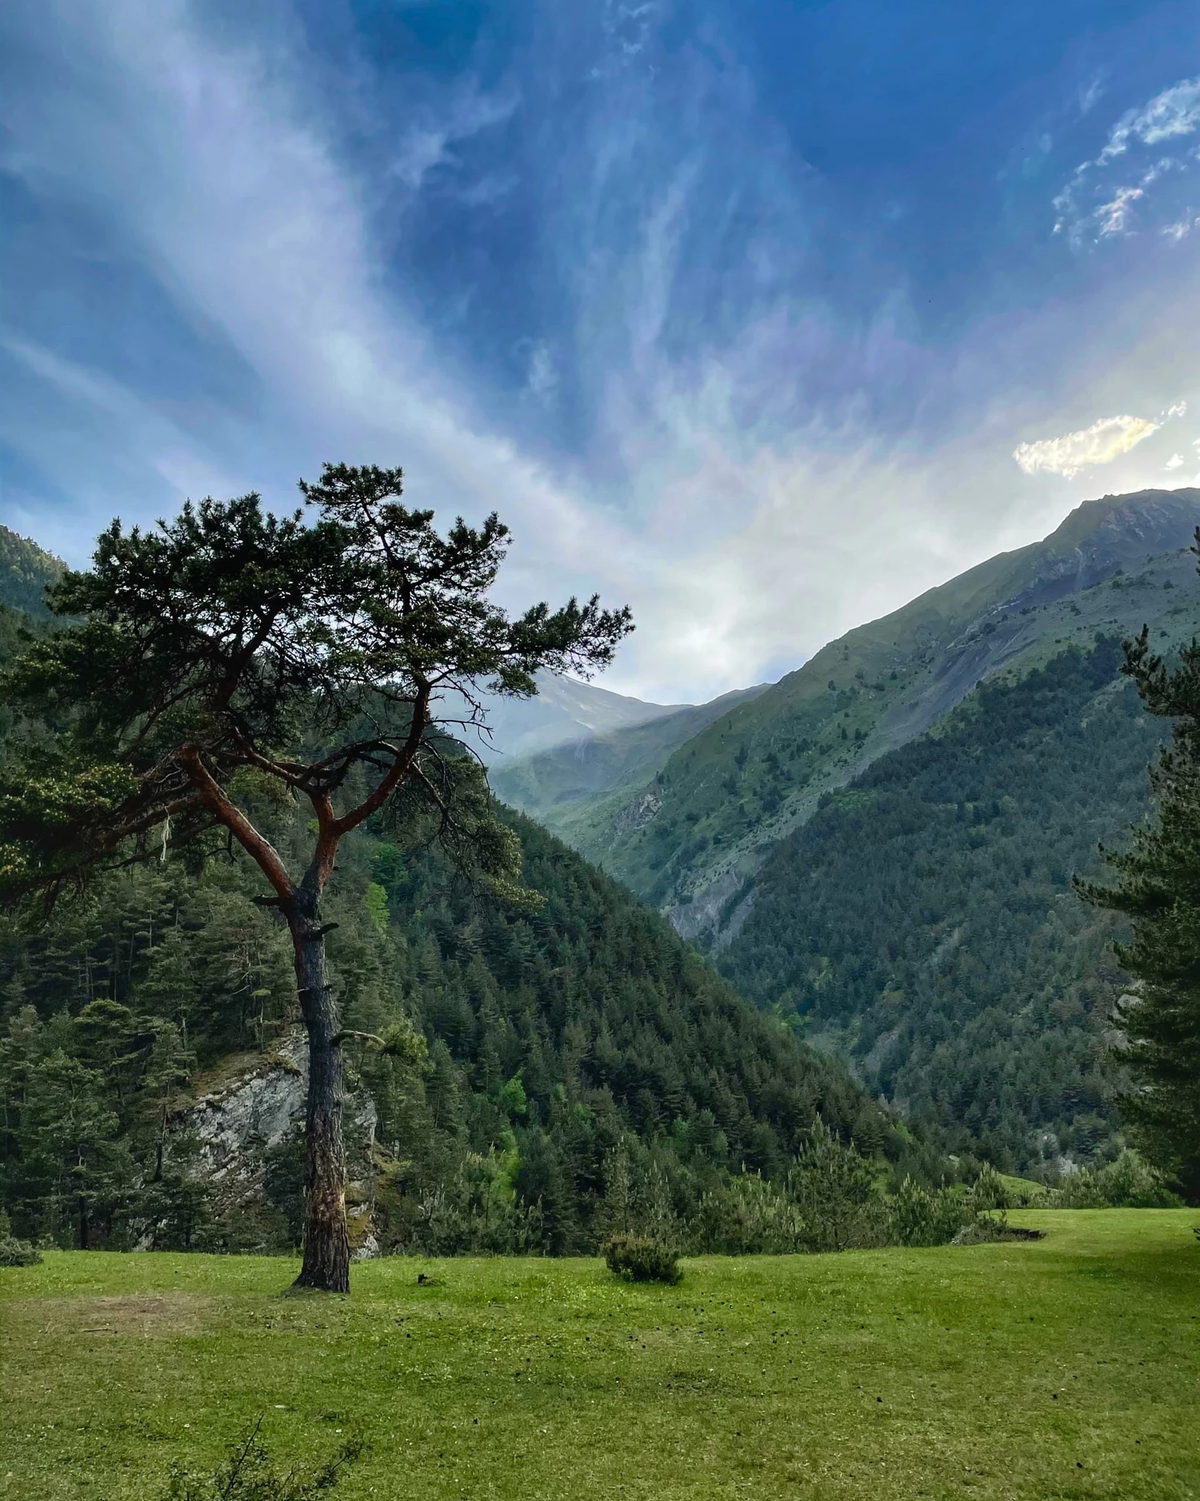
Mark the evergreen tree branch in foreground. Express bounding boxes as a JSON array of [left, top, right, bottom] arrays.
[[1079, 527, 1200, 1199], [0, 463, 632, 1290]]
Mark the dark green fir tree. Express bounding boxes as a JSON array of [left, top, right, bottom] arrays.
[[1081, 533, 1200, 1199]]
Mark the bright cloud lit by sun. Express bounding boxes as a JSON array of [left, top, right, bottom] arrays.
[[1013, 414, 1163, 478]]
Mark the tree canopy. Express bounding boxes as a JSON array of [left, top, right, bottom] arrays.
[[0, 464, 631, 903]]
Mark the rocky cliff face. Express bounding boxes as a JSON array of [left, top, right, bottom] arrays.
[[172, 1028, 380, 1257]]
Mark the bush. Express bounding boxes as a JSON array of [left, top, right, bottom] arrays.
[[603, 1233, 682, 1284], [0, 1235, 42, 1267], [164, 1418, 366, 1500], [968, 1164, 1009, 1214], [889, 1177, 970, 1247], [692, 1172, 806, 1255], [1052, 1150, 1181, 1209], [951, 1214, 1045, 1245], [787, 1122, 889, 1251]]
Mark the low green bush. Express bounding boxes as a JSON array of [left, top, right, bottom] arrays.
[[0, 1235, 42, 1267], [603, 1233, 682, 1284], [163, 1418, 366, 1499], [1052, 1150, 1180, 1209], [889, 1177, 970, 1247]]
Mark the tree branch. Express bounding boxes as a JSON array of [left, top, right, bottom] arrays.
[[331, 681, 432, 838], [177, 744, 295, 904], [330, 1030, 386, 1048]]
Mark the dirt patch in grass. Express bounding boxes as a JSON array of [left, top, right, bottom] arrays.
[[5, 1292, 212, 1336]]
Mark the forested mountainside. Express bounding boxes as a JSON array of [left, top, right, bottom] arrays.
[[0, 549, 899, 1255], [0, 803, 899, 1254], [0, 525, 61, 617], [718, 634, 1167, 1174], [558, 490, 1200, 942]]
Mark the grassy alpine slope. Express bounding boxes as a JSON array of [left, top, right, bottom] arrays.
[[0, 1212, 1195, 1500]]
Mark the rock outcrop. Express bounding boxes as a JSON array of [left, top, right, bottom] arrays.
[[171, 1027, 379, 1256]]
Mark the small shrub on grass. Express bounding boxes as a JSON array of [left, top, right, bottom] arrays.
[[968, 1164, 1009, 1213], [163, 1418, 367, 1500], [603, 1233, 682, 1284], [889, 1177, 970, 1247], [951, 1212, 1045, 1245], [0, 1235, 42, 1266], [1052, 1150, 1181, 1208]]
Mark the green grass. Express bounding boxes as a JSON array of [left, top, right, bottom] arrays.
[[2, 1211, 1198, 1500]]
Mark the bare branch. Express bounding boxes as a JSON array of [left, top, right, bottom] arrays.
[[177, 744, 295, 903], [330, 1030, 386, 1048]]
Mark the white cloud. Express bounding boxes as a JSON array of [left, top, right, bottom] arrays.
[[524, 343, 558, 403], [1099, 77, 1200, 163], [1054, 76, 1200, 243], [1013, 414, 1161, 477], [1165, 452, 1184, 470], [1078, 76, 1105, 118], [1095, 184, 1145, 236]]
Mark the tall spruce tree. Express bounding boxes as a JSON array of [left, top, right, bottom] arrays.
[[1080, 534, 1200, 1198], [0, 463, 631, 1289]]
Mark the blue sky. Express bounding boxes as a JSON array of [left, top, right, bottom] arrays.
[[3, 0, 1200, 699]]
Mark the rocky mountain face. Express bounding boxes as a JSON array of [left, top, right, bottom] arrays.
[[553, 489, 1200, 944], [168, 1028, 380, 1256]]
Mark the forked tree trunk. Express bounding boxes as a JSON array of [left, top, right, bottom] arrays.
[[289, 899, 350, 1293]]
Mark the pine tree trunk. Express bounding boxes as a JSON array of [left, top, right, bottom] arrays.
[[289, 904, 350, 1293]]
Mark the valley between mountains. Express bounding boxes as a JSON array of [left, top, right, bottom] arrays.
[[0, 486, 1193, 1254], [491, 487, 1200, 1168]]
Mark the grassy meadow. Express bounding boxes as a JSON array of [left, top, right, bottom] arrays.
[[1, 1210, 1197, 1501]]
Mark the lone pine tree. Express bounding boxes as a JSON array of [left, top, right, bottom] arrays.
[[0, 463, 631, 1290]]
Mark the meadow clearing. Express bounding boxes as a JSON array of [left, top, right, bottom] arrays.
[[1, 1210, 1196, 1501]]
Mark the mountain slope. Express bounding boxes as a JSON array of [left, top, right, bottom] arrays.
[[717, 633, 1180, 1172], [471, 674, 689, 762], [0, 590, 898, 1253], [489, 685, 768, 833], [564, 490, 1200, 941], [0, 525, 62, 617], [0, 801, 896, 1253]]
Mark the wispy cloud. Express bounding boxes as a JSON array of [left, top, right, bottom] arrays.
[[1098, 77, 1200, 162], [1013, 413, 1161, 477], [4, 1, 1200, 700], [1054, 76, 1200, 243], [389, 85, 519, 192]]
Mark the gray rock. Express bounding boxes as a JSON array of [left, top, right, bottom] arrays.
[[169, 1026, 379, 1253]]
